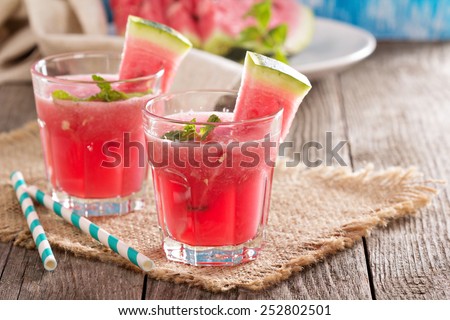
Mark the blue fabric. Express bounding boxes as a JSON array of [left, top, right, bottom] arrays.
[[300, 0, 450, 40], [102, 0, 113, 23]]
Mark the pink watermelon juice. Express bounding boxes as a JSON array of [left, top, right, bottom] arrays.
[[31, 52, 163, 215], [35, 77, 147, 198], [143, 91, 282, 265]]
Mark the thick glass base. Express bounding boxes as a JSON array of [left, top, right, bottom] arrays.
[[53, 189, 146, 217], [162, 233, 264, 266]]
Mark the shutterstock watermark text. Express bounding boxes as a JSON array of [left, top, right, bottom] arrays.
[[101, 132, 348, 168]]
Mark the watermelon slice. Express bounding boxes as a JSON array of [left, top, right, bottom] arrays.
[[164, 0, 202, 48], [272, 1, 315, 54], [110, 0, 314, 59], [234, 51, 312, 141], [118, 15, 192, 93]]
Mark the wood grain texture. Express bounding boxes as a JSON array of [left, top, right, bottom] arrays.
[[0, 246, 144, 299], [144, 248, 370, 299], [0, 83, 36, 131], [340, 42, 450, 299], [0, 242, 13, 280]]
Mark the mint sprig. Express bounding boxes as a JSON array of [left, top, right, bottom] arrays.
[[198, 114, 220, 140], [235, 0, 289, 63], [161, 114, 222, 142], [86, 75, 127, 102], [245, 0, 271, 30], [52, 89, 81, 101], [163, 118, 198, 141], [51, 75, 152, 102]]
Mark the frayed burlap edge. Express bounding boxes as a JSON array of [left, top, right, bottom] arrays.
[[0, 122, 443, 292]]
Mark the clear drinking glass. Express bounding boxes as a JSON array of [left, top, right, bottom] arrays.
[[31, 52, 164, 217], [143, 90, 283, 266]]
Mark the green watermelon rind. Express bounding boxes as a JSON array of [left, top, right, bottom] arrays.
[[182, 32, 203, 49], [246, 51, 312, 94], [284, 5, 315, 55], [202, 31, 236, 56], [127, 15, 193, 54]]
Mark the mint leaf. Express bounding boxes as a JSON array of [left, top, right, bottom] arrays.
[[268, 24, 288, 46], [161, 118, 197, 142], [51, 74, 152, 102], [51, 89, 81, 101], [123, 89, 153, 98], [86, 75, 127, 102], [245, 0, 271, 30], [182, 119, 198, 141], [240, 26, 261, 43], [273, 48, 288, 64], [237, 0, 289, 63], [161, 115, 222, 142], [92, 74, 110, 91], [161, 130, 183, 141], [199, 114, 221, 140]]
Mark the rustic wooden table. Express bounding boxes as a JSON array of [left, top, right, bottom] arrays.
[[0, 42, 449, 299]]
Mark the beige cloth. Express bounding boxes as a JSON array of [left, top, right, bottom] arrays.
[[0, 123, 440, 292], [0, 0, 243, 90], [0, 0, 35, 83]]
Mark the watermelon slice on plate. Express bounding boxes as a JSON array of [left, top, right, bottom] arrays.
[[234, 51, 312, 141], [110, 0, 315, 61], [118, 15, 192, 93]]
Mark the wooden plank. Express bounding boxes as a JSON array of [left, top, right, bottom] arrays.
[[0, 242, 13, 289], [0, 246, 144, 299], [144, 76, 372, 299], [0, 83, 37, 131], [340, 42, 450, 299], [145, 248, 370, 299]]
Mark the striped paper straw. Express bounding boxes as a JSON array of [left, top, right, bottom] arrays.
[[26, 185, 155, 272], [10, 171, 57, 271]]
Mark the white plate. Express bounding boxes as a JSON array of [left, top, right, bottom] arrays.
[[289, 18, 377, 80]]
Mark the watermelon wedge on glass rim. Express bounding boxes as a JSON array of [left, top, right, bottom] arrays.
[[30, 15, 194, 217], [142, 50, 312, 265], [234, 51, 312, 142], [119, 15, 193, 93]]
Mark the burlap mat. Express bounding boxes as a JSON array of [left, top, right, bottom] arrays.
[[0, 122, 440, 292]]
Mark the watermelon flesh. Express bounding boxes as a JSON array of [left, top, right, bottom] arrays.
[[118, 15, 192, 93], [234, 51, 312, 142], [110, 1, 170, 43], [165, 0, 202, 47], [110, 0, 314, 58], [199, 0, 313, 55]]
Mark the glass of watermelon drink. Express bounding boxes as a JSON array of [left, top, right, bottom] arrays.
[[143, 90, 283, 266], [31, 52, 164, 217]]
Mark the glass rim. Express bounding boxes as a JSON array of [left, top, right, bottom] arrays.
[[30, 51, 165, 85], [142, 89, 284, 126]]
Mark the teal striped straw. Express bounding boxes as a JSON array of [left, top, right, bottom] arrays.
[[10, 171, 57, 271], [26, 185, 155, 272]]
